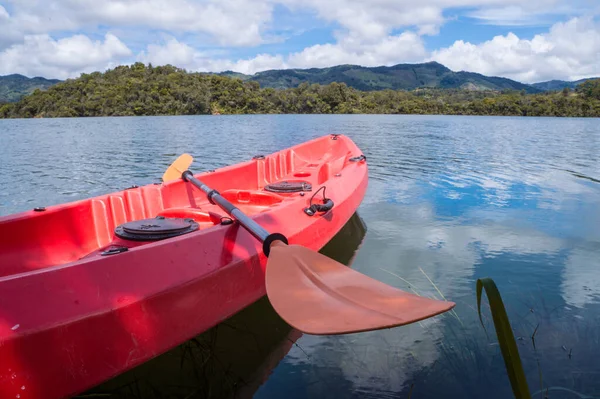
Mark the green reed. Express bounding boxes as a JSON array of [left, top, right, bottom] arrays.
[[477, 277, 532, 399]]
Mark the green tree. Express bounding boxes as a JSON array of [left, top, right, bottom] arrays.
[[576, 79, 600, 100]]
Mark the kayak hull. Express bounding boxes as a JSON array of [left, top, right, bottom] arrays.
[[0, 134, 368, 398]]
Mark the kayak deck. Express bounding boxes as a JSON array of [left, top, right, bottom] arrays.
[[0, 135, 354, 277]]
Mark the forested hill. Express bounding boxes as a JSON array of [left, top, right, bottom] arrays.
[[2, 61, 598, 103], [531, 78, 600, 91], [0, 74, 61, 103], [1, 63, 599, 119], [216, 62, 541, 93]]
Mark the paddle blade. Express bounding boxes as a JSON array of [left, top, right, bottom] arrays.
[[162, 153, 193, 182], [265, 243, 455, 335]]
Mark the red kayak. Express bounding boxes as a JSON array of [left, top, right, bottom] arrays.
[[0, 134, 369, 398]]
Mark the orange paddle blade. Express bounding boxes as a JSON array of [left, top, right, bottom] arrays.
[[265, 243, 455, 335], [162, 153, 193, 182]]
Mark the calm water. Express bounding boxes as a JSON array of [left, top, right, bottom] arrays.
[[1, 115, 600, 398]]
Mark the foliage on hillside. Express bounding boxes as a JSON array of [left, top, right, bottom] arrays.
[[576, 79, 600, 100], [1, 63, 600, 118]]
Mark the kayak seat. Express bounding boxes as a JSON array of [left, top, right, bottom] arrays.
[[157, 207, 223, 226], [218, 189, 285, 214], [220, 189, 284, 206]]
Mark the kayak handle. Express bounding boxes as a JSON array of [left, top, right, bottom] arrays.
[[182, 170, 288, 256], [303, 185, 334, 216], [304, 199, 334, 216]]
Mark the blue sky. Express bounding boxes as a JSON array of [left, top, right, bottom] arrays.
[[0, 0, 599, 83]]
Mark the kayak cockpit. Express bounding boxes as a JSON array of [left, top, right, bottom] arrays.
[[0, 186, 290, 278]]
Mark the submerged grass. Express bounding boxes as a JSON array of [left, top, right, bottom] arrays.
[[419, 267, 463, 326]]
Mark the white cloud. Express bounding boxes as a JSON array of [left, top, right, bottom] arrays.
[[431, 17, 600, 82], [2, 0, 591, 50], [137, 38, 197, 68], [137, 32, 426, 75], [287, 31, 427, 69], [464, 2, 591, 26], [285, 0, 445, 39], [136, 37, 288, 74], [0, 33, 132, 79], [0, 5, 8, 20], [227, 54, 288, 75], [1, 0, 274, 47], [284, 0, 592, 39], [0, 5, 24, 49], [467, 6, 550, 26], [127, 6, 599, 79]]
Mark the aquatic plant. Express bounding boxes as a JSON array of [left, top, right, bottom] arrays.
[[477, 277, 531, 399]]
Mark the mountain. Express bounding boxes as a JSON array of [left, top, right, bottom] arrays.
[[0, 74, 62, 103], [531, 78, 600, 91], [216, 62, 542, 93]]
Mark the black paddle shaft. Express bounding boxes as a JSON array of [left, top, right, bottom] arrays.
[[182, 170, 288, 256]]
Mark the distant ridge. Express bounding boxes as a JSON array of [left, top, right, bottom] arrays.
[[216, 61, 542, 93], [531, 77, 600, 91], [0, 74, 61, 103]]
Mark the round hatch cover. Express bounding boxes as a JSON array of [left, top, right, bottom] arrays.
[[264, 181, 312, 193], [115, 216, 199, 241]]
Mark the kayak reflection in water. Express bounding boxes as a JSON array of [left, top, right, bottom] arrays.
[[83, 212, 367, 399]]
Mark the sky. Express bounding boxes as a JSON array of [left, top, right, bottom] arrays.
[[0, 0, 599, 83]]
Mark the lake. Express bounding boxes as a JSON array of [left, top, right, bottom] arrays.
[[1, 114, 599, 398]]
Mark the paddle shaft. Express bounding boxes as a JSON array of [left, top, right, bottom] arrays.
[[182, 170, 288, 256]]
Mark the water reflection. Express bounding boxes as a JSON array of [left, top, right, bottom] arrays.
[[562, 244, 600, 308], [78, 295, 299, 399], [79, 212, 367, 398], [256, 199, 600, 398]]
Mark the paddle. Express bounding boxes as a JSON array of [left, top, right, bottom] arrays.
[[163, 154, 455, 335]]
